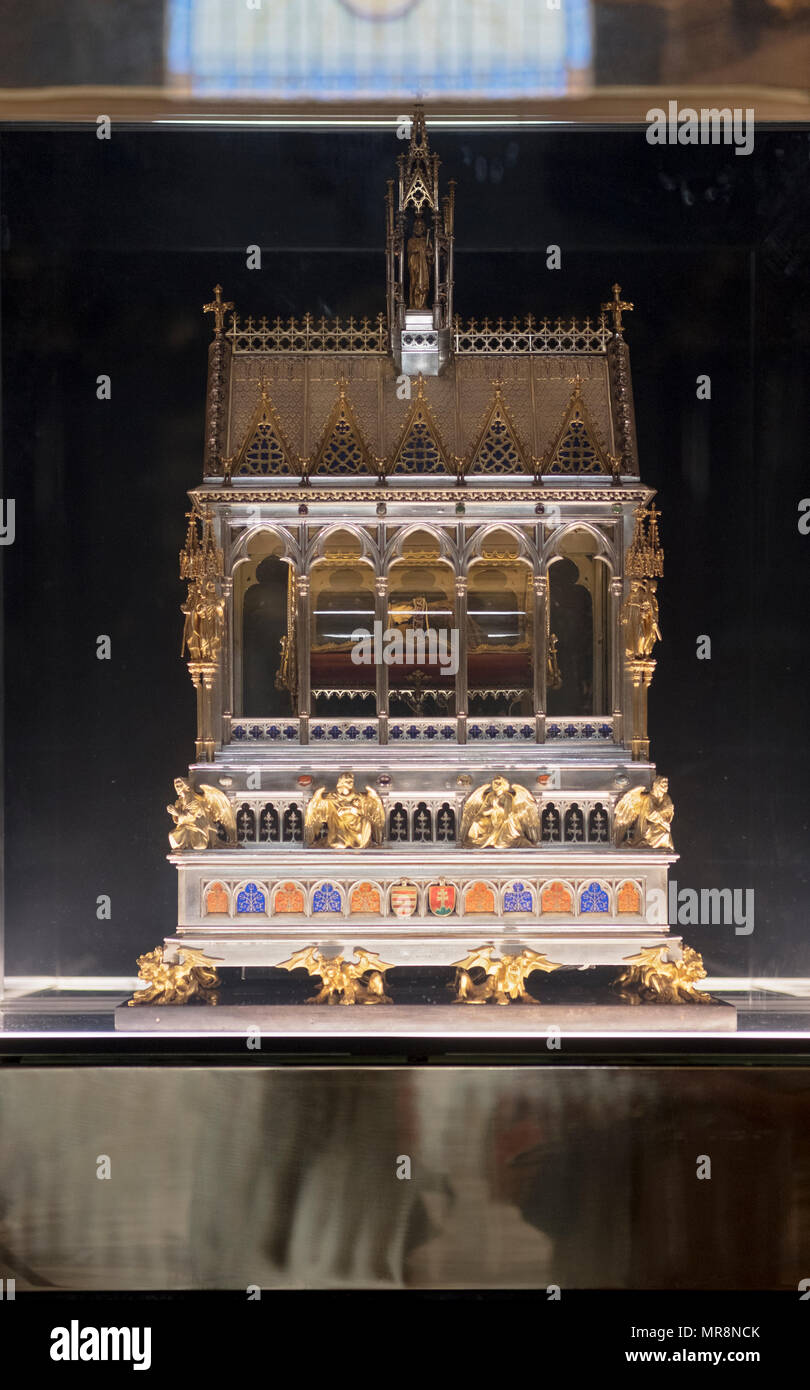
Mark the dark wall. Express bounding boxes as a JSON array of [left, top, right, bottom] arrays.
[[0, 1, 166, 87], [2, 126, 809, 977]]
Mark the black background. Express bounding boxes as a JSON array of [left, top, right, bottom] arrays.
[[1, 125, 808, 978]]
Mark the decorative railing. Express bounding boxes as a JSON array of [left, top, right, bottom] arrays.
[[227, 313, 389, 355], [231, 719, 299, 743], [546, 719, 614, 741], [228, 716, 616, 744], [453, 315, 610, 355], [225, 312, 610, 356], [467, 718, 536, 742], [388, 719, 457, 743], [309, 719, 379, 744]]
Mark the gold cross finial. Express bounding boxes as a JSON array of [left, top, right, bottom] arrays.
[[601, 283, 633, 335], [568, 371, 584, 393], [203, 284, 234, 336]]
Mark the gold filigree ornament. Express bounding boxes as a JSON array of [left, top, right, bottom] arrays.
[[277, 947, 394, 1005], [612, 946, 711, 1005], [450, 946, 564, 1005], [128, 946, 221, 1007]]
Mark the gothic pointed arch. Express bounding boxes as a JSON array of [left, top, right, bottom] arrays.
[[390, 376, 452, 475], [468, 385, 530, 474], [543, 375, 611, 475], [402, 106, 436, 213], [232, 384, 297, 477], [310, 379, 375, 476]]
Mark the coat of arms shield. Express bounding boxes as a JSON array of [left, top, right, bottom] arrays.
[[428, 882, 457, 916], [390, 882, 418, 918]]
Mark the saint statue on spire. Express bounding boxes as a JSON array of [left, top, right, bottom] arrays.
[[407, 215, 431, 309]]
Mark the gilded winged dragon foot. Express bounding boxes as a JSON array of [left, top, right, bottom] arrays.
[[450, 947, 564, 1005], [277, 946, 394, 1005], [127, 946, 221, 1006], [612, 946, 712, 1005]]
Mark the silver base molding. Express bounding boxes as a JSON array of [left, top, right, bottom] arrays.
[[115, 1000, 736, 1034]]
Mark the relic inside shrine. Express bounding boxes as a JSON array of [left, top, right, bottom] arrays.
[[120, 108, 733, 1031]]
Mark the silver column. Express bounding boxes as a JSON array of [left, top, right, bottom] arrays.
[[297, 573, 311, 745]]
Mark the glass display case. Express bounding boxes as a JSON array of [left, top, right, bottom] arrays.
[[2, 108, 809, 1041], [2, 29, 810, 1314]]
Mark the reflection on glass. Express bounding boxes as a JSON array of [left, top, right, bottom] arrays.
[[387, 558, 456, 717], [235, 533, 294, 716], [467, 561, 533, 716], [310, 562, 376, 716], [546, 529, 609, 717], [168, 0, 592, 102]]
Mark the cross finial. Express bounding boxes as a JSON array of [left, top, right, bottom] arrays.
[[568, 371, 584, 393], [601, 283, 633, 336], [203, 284, 234, 336]]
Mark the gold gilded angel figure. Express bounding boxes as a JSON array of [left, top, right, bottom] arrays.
[[304, 773, 385, 849], [167, 777, 238, 850], [459, 776, 540, 849], [613, 776, 674, 850]]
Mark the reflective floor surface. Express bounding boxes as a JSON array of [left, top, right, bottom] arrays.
[[0, 1061, 808, 1290]]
